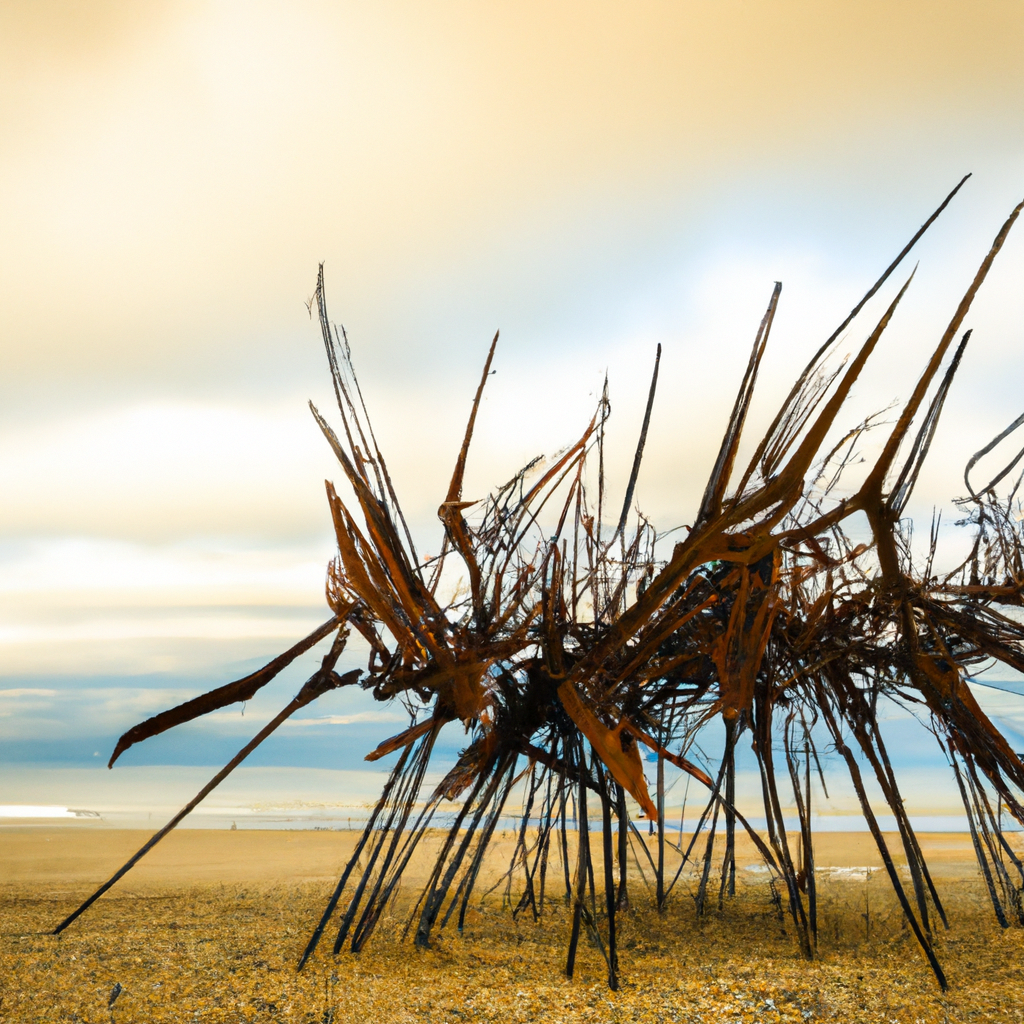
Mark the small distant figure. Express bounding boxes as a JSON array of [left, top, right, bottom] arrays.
[[231, 821, 237, 831], [108, 982, 122, 1008]]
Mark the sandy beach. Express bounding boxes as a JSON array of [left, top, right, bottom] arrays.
[[2, 826, 1023, 1022], [0, 824, 996, 887]]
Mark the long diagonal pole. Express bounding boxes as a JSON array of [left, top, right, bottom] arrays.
[[54, 641, 356, 935], [53, 698, 302, 934]]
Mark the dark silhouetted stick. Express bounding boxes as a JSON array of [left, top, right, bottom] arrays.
[[54, 650, 358, 934]]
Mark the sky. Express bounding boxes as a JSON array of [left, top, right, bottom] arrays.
[[3, 1, 1024, 824]]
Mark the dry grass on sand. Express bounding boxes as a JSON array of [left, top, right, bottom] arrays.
[[2, 827, 1023, 1022]]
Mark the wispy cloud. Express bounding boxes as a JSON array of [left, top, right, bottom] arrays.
[[0, 686, 200, 741], [283, 711, 409, 728], [3, 2, 1024, 783]]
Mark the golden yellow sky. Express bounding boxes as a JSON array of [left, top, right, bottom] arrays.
[[3, 1, 1023, 385], [2, 1, 1024, 713]]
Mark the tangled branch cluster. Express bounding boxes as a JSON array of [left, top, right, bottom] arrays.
[[59, 176, 1024, 991]]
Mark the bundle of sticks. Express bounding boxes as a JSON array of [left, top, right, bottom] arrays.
[[57, 176, 1024, 991]]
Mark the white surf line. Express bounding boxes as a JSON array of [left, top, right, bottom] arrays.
[[0, 805, 100, 818]]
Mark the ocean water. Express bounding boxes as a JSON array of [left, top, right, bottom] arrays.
[[0, 765, 403, 830], [0, 760, 1011, 835]]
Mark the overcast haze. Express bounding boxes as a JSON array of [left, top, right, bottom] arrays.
[[3, 2, 1024, 821]]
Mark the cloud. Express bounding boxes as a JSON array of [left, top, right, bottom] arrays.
[[2, 0, 1023, 395], [283, 712, 409, 728], [0, 685, 197, 736], [3, 2, 1024, 776], [0, 403, 341, 542]]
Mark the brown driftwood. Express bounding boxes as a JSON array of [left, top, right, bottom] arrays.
[[58, 176, 1024, 993]]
